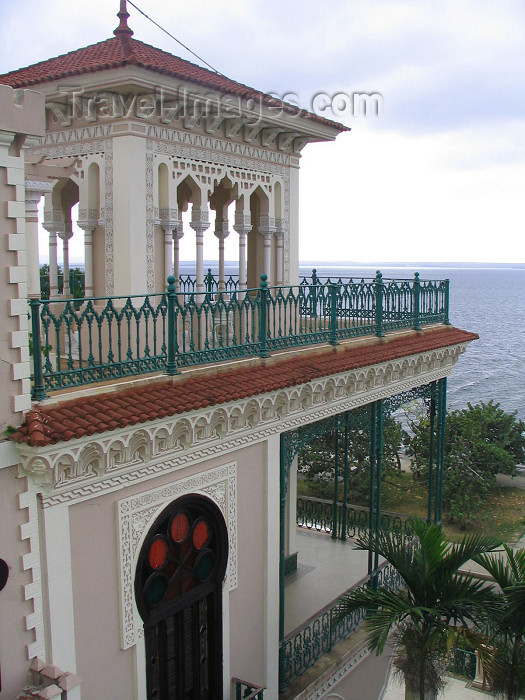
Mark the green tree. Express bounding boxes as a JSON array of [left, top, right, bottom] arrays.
[[404, 401, 525, 522], [298, 415, 404, 504], [474, 545, 525, 700], [337, 519, 501, 700]]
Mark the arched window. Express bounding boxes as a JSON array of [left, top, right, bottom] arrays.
[[135, 494, 228, 699]]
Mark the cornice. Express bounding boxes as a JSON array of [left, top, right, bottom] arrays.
[[15, 341, 469, 506]]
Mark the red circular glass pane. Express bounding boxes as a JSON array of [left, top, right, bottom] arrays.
[[192, 520, 210, 550], [148, 537, 169, 570], [170, 512, 190, 543]]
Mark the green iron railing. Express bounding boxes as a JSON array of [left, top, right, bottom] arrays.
[[30, 271, 450, 398], [232, 678, 265, 699], [279, 561, 404, 690], [296, 496, 415, 540], [178, 269, 240, 295], [40, 269, 85, 300]]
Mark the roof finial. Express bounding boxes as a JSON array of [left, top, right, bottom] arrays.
[[114, 0, 134, 38]]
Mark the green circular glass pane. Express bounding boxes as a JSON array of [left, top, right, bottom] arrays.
[[195, 551, 214, 582], [145, 575, 167, 607]]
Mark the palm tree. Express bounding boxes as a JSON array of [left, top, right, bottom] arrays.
[[336, 519, 501, 700], [474, 545, 525, 700]]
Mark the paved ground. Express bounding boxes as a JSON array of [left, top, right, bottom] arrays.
[[320, 650, 493, 700], [285, 529, 372, 634]]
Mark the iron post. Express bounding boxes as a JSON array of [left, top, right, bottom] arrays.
[[427, 383, 436, 521], [375, 270, 384, 337], [413, 272, 421, 331], [329, 283, 339, 346], [374, 399, 383, 576], [29, 297, 46, 401], [165, 276, 179, 375], [341, 412, 349, 541], [368, 402, 377, 580], [259, 274, 269, 358], [278, 435, 287, 689], [205, 268, 214, 298], [311, 268, 318, 320], [444, 278, 451, 324], [332, 416, 340, 539], [437, 378, 447, 523]]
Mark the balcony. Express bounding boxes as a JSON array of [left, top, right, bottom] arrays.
[[29, 270, 450, 399]]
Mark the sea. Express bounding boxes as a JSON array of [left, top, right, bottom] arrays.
[[298, 263, 525, 421]]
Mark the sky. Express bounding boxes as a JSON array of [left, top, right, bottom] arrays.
[[1, 0, 524, 264]]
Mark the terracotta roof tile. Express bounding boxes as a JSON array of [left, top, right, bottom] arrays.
[[0, 36, 347, 132], [12, 327, 477, 447]]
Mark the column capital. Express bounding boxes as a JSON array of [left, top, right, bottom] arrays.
[[57, 223, 74, 242], [25, 179, 53, 212], [159, 207, 179, 221], [214, 221, 230, 240], [77, 219, 97, 233], [259, 215, 276, 237], [233, 211, 252, 235], [157, 219, 179, 234], [190, 206, 210, 234], [175, 220, 184, 240], [43, 210, 65, 236]]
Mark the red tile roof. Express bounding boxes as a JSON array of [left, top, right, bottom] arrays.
[[12, 327, 477, 447], [0, 35, 348, 132]]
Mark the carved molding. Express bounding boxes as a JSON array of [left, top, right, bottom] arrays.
[[17, 342, 469, 506], [117, 462, 237, 649], [145, 140, 155, 292], [148, 126, 291, 167]]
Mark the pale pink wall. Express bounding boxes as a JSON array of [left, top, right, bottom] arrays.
[[68, 442, 268, 696], [228, 441, 267, 686], [0, 469, 33, 697], [69, 493, 135, 699]]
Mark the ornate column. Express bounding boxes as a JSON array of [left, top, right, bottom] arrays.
[[77, 211, 98, 298], [58, 224, 74, 296], [25, 180, 53, 298], [190, 205, 210, 297], [259, 215, 276, 285], [275, 218, 284, 287], [174, 220, 184, 291], [43, 209, 64, 298], [233, 211, 251, 291], [214, 220, 229, 293], [158, 207, 179, 287]]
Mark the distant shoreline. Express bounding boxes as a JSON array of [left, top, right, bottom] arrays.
[[45, 260, 525, 270]]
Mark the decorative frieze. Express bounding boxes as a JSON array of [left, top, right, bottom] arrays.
[[145, 140, 155, 292], [16, 342, 468, 506]]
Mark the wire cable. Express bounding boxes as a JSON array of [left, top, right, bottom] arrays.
[[126, 0, 225, 77]]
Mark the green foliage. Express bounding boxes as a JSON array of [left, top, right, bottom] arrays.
[[337, 519, 501, 699], [28, 331, 52, 358], [474, 545, 525, 700], [298, 415, 403, 505], [39, 264, 85, 300], [404, 401, 525, 522]]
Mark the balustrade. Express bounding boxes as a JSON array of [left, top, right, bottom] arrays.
[[232, 678, 265, 699], [296, 495, 414, 540], [30, 271, 450, 397], [279, 561, 404, 690]]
